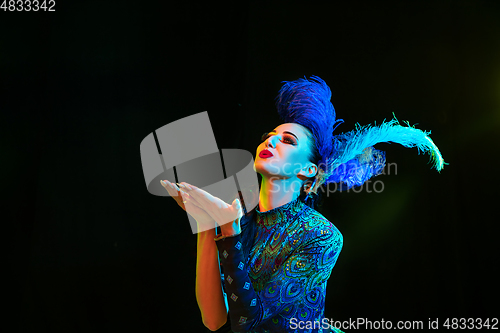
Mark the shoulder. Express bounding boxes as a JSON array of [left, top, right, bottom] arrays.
[[299, 205, 343, 247]]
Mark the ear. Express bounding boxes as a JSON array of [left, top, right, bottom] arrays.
[[297, 162, 317, 179]]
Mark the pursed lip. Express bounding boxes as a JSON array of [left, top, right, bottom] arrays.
[[259, 149, 274, 158]]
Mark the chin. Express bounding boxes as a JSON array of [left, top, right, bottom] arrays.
[[253, 159, 265, 174], [254, 161, 284, 180], [254, 160, 271, 177]]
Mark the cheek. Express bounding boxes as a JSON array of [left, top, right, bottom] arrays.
[[284, 147, 309, 165]]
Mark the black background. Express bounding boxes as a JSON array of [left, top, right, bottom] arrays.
[[3, 1, 499, 332]]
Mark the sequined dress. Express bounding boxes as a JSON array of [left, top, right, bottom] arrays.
[[214, 197, 343, 333]]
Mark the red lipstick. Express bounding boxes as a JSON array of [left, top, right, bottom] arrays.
[[259, 149, 273, 158]]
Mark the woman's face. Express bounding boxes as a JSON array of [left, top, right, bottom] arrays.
[[254, 123, 317, 180]]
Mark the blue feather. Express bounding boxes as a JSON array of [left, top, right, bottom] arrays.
[[273, 76, 446, 190], [327, 146, 386, 189], [325, 116, 447, 187], [276, 76, 343, 164]]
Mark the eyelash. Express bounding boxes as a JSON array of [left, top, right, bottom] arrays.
[[261, 132, 296, 145]]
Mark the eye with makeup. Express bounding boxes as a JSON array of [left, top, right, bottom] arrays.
[[261, 132, 297, 145]]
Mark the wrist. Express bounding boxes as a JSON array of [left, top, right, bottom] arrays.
[[215, 220, 241, 241], [195, 218, 217, 234], [197, 227, 216, 238]]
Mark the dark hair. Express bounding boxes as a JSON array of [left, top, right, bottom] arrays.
[[276, 76, 344, 179]]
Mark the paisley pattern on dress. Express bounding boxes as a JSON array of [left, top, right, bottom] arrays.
[[240, 197, 343, 332]]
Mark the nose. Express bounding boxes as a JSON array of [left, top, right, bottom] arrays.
[[265, 134, 278, 148]]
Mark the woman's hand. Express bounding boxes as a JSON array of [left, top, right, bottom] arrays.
[[160, 180, 216, 231], [178, 182, 243, 237]]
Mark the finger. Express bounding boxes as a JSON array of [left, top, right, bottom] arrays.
[[181, 192, 207, 216], [179, 182, 197, 192], [180, 190, 202, 207], [161, 179, 175, 190], [185, 186, 213, 203], [163, 180, 181, 192], [183, 192, 204, 209], [170, 181, 181, 192], [178, 190, 189, 209], [161, 180, 193, 212], [160, 180, 178, 197], [177, 182, 191, 190]]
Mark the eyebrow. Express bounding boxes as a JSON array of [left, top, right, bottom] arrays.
[[270, 130, 299, 141]]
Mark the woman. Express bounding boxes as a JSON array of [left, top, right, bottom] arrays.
[[161, 76, 445, 333]]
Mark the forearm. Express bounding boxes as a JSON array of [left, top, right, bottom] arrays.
[[215, 234, 262, 332], [195, 228, 228, 331]]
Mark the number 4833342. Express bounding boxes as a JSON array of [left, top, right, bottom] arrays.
[[1, 0, 56, 11], [443, 318, 498, 330]]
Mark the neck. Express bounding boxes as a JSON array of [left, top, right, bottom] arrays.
[[258, 176, 302, 212]]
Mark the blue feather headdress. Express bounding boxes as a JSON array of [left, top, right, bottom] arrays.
[[276, 75, 344, 169], [276, 76, 446, 190]]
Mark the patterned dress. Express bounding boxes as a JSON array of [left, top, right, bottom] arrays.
[[215, 197, 344, 333]]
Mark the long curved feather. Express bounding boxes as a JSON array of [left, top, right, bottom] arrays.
[[325, 116, 446, 185]]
